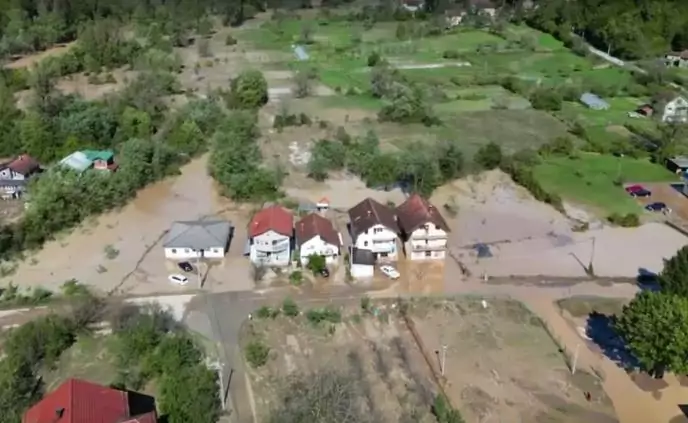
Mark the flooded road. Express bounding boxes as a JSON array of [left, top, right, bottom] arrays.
[[3, 156, 236, 294]]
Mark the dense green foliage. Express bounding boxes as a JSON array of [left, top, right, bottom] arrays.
[[529, 0, 688, 59], [208, 110, 282, 201], [658, 246, 688, 297], [615, 291, 688, 377], [308, 128, 463, 196]]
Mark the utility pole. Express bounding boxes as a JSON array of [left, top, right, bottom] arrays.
[[571, 343, 580, 375], [589, 237, 596, 270], [440, 345, 447, 376], [196, 250, 203, 289]]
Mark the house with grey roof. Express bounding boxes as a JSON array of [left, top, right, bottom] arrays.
[[579, 93, 610, 110], [163, 219, 233, 260]]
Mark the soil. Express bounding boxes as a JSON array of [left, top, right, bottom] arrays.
[[241, 297, 617, 423]]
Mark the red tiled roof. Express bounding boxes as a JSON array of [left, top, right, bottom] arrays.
[[23, 378, 157, 423], [396, 194, 450, 234], [7, 154, 39, 175], [295, 213, 340, 247], [249, 205, 293, 237]]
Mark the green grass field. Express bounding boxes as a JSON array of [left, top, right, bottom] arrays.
[[534, 153, 677, 214]]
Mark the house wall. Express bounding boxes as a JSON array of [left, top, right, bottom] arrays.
[[353, 224, 398, 261], [350, 263, 374, 279], [299, 236, 339, 265], [164, 246, 225, 260], [93, 159, 110, 170], [663, 98, 688, 123], [250, 230, 291, 266], [0, 168, 24, 180], [406, 223, 448, 260]]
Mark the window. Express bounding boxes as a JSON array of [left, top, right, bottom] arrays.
[[364, 241, 369, 247], [184, 248, 190, 253], [374, 227, 383, 234], [380, 252, 388, 257], [435, 224, 441, 230], [425, 251, 432, 257], [425, 240, 429, 245], [422, 224, 429, 231], [171, 249, 177, 253]]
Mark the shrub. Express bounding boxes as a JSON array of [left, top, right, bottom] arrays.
[[289, 270, 303, 286], [442, 49, 460, 59], [608, 213, 640, 227], [360, 296, 371, 312], [529, 88, 562, 111], [306, 307, 342, 326], [474, 142, 503, 169], [367, 51, 381, 67], [306, 254, 327, 274], [225, 34, 237, 45], [245, 340, 270, 367], [282, 298, 299, 317], [256, 306, 280, 319]]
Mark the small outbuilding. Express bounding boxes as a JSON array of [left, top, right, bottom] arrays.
[[163, 219, 233, 260], [666, 156, 688, 174], [350, 247, 375, 280], [579, 92, 610, 110]]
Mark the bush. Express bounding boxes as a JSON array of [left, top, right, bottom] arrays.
[[306, 307, 342, 326], [289, 270, 303, 286], [474, 142, 503, 169], [539, 136, 575, 157], [282, 298, 299, 317], [502, 160, 564, 212], [433, 394, 465, 423], [225, 34, 237, 45], [608, 213, 640, 227], [227, 70, 268, 109], [367, 52, 381, 67], [529, 88, 562, 111], [256, 306, 280, 319], [306, 254, 327, 274], [442, 49, 460, 59], [245, 340, 270, 367]]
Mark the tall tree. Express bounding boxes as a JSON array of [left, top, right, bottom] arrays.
[[615, 291, 688, 377], [658, 246, 688, 297]]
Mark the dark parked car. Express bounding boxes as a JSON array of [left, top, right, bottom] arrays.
[[645, 202, 671, 213], [625, 184, 651, 197], [178, 261, 194, 272]]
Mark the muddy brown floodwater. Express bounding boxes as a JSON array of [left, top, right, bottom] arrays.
[[3, 156, 238, 295]]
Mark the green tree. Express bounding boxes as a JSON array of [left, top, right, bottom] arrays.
[[529, 88, 563, 111], [307, 254, 327, 274], [658, 246, 688, 297], [474, 142, 503, 170], [615, 291, 688, 377], [229, 70, 269, 109]]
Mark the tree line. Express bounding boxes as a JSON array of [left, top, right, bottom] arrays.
[[528, 0, 688, 60]]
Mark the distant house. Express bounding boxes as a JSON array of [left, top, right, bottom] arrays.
[[579, 93, 610, 110], [349, 247, 375, 279], [348, 198, 399, 262], [295, 213, 341, 265], [396, 194, 450, 261], [655, 95, 688, 123], [0, 154, 40, 199], [292, 45, 309, 61], [248, 205, 293, 267], [316, 197, 330, 213], [60, 150, 117, 173], [401, 0, 424, 12], [665, 50, 688, 68], [633, 104, 654, 117], [163, 219, 233, 261], [22, 378, 157, 423]]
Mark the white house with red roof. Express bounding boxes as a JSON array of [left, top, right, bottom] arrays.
[[248, 205, 293, 267]]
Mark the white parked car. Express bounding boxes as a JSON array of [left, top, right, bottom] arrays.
[[379, 265, 400, 280], [168, 274, 189, 286]]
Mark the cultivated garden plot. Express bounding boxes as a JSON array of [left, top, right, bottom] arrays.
[[241, 297, 617, 423]]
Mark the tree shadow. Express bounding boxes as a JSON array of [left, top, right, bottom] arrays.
[[636, 267, 660, 291], [585, 312, 638, 370]]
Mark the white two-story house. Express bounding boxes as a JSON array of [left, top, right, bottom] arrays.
[[295, 213, 341, 265], [348, 198, 399, 261], [396, 194, 450, 261], [248, 205, 293, 267], [661, 96, 688, 123], [0, 154, 40, 199]]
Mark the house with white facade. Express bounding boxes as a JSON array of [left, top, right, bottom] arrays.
[[349, 247, 375, 279], [0, 154, 41, 199], [348, 198, 399, 262], [295, 213, 341, 265], [660, 96, 688, 123], [248, 205, 293, 267], [396, 194, 450, 261], [163, 219, 233, 260]]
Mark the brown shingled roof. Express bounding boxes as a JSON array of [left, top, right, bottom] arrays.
[[348, 198, 397, 237], [396, 194, 450, 234], [295, 213, 340, 247], [7, 154, 39, 175]]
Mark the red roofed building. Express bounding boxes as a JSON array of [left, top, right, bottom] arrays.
[[0, 154, 41, 199], [396, 194, 450, 261], [248, 205, 293, 267], [23, 378, 157, 423]]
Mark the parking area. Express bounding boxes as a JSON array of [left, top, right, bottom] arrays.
[[626, 182, 688, 220]]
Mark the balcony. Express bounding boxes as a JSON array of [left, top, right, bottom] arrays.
[[411, 230, 447, 241], [411, 243, 447, 252], [253, 239, 290, 253]]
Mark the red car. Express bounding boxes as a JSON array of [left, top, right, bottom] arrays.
[[625, 184, 652, 197]]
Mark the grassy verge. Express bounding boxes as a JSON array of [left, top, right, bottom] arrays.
[[533, 153, 677, 214], [557, 296, 629, 318]]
